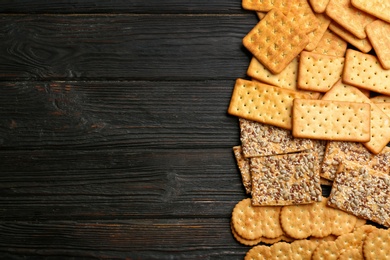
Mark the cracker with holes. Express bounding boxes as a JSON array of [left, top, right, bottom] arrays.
[[288, 0, 319, 34], [363, 228, 390, 260], [245, 244, 272, 260], [297, 51, 345, 92], [309, 0, 330, 13], [242, 0, 291, 14], [228, 79, 311, 129], [321, 141, 390, 181], [335, 225, 377, 257], [375, 103, 390, 118], [366, 20, 390, 70], [322, 79, 390, 154], [312, 241, 339, 260], [328, 22, 372, 53], [305, 13, 331, 51], [230, 221, 263, 246], [312, 29, 348, 57], [232, 146, 251, 194], [325, 0, 376, 39], [242, 9, 310, 74], [351, 0, 390, 23], [371, 95, 390, 103], [328, 162, 390, 227], [292, 98, 371, 142], [239, 118, 314, 158], [343, 49, 390, 96], [250, 152, 322, 206]]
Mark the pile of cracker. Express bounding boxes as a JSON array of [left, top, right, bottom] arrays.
[[227, 0, 390, 258]]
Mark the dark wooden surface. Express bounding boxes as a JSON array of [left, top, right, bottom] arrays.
[[0, 1, 259, 259]]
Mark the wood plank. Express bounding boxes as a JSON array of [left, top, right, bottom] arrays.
[[0, 219, 248, 259], [0, 14, 256, 81], [0, 0, 244, 14], [0, 148, 247, 220], [0, 80, 240, 149]]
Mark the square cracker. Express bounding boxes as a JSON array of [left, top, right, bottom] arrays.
[[328, 22, 372, 53], [239, 118, 314, 158], [288, 0, 320, 34], [322, 79, 390, 154], [376, 103, 390, 118], [309, 0, 330, 13], [325, 0, 376, 39], [365, 20, 390, 70], [242, 8, 310, 74], [292, 98, 371, 142], [371, 95, 390, 103], [321, 141, 390, 180], [228, 78, 311, 129], [250, 152, 322, 206], [305, 13, 331, 52], [232, 146, 251, 194], [242, 0, 291, 14], [311, 29, 348, 57], [298, 51, 345, 92], [328, 162, 390, 227], [343, 49, 390, 96], [351, 0, 390, 23]]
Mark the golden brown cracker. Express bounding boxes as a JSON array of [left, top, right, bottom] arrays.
[[363, 228, 390, 260], [290, 239, 319, 259], [328, 22, 372, 53], [232, 146, 251, 194], [338, 248, 363, 260], [309, 0, 331, 13], [245, 244, 272, 260], [312, 29, 348, 57], [305, 13, 332, 51], [329, 206, 357, 236], [366, 20, 390, 70], [310, 198, 334, 238], [312, 241, 339, 260], [280, 203, 314, 239], [230, 221, 263, 246], [288, 0, 320, 34], [351, 0, 390, 23], [371, 95, 390, 103], [242, 0, 291, 14]]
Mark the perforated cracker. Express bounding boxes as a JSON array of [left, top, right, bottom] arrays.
[[298, 51, 345, 92], [292, 98, 371, 142], [351, 0, 390, 23], [312, 241, 339, 260], [288, 0, 319, 34], [245, 244, 271, 260], [363, 228, 390, 260], [250, 152, 322, 206], [305, 13, 331, 51], [322, 79, 390, 154], [325, 0, 376, 39], [230, 221, 263, 246], [366, 20, 390, 70], [328, 22, 372, 53], [310, 198, 334, 238], [338, 248, 363, 260], [242, 0, 291, 14], [328, 162, 390, 227], [328, 206, 357, 236], [242, 8, 310, 74], [376, 103, 390, 118], [280, 203, 314, 239], [239, 118, 314, 158], [309, 0, 330, 13], [256, 11, 266, 20], [290, 239, 319, 259], [343, 49, 390, 96], [228, 79, 311, 129], [232, 146, 251, 194], [371, 95, 390, 103], [312, 29, 348, 57]]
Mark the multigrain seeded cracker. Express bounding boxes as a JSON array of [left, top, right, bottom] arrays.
[[291, 98, 371, 142], [297, 51, 345, 92], [328, 22, 372, 53], [343, 49, 390, 96], [228, 79, 311, 129], [239, 118, 314, 158], [250, 152, 322, 206], [365, 20, 390, 70], [320, 141, 390, 181], [309, 0, 330, 13], [363, 228, 390, 260], [328, 162, 390, 227], [351, 0, 390, 23], [325, 0, 376, 39], [305, 13, 331, 52], [242, 9, 309, 74], [321, 79, 390, 154], [232, 146, 251, 194], [242, 0, 291, 14], [312, 30, 348, 57]]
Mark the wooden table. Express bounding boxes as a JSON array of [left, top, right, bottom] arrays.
[[0, 1, 257, 258]]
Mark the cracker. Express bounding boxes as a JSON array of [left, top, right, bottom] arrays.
[[256, 11, 267, 20], [354, 218, 367, 230], [292, 98, 371, 142], [312, 29, 348, 57], [288, 0, 320, 34], [365, 20, 390, 70], [328, 22, 372, 53], [343, 49, 390, 96], [230, 221, 263, 246], [320, 141, 390, 181], [310, 198, 334, 238], [242, 0, 291, 14], [371, 95, 390, 103], [328, 162, 390, 227], [363, 228, 390, 260], [297, 51, 345, 92], [242, 9, 310, 74], [280, 203, 314, 239], [228, 79, 311, 129], [312, 241, 339, 260], [375, 103, 390, 118], [239, 118, 314, 158], [250, 152, 322, 206], [328, 205, 357, 236], [305, 13, 332, 51], [290, 239, 319, 259], [310, 234, 337, 242], [259, 235, 284, 245], [321, 79, 390, 154], [270, 242, 292, 260], [232, 146, 251, 194], [337, 248, 363, 260], [245, 244, 271, 260], [325, 0, 376, 39], [351, 0, 390, 23], [309, 0, 330, 13], [335, 225, 377, 257]]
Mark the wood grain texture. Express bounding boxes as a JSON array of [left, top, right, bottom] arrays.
[[0, 14, 255, 81]]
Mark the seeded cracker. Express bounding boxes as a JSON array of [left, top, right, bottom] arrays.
[[239, 118, 313, 158], [351, 0, 390, 23], [365, 20, 390, 70], [328, 162, 390, 227], [242, 9, 309, 74], [328, 22, 372, 53], [312, 29, 348, 57], [232, 146, 251, 194]]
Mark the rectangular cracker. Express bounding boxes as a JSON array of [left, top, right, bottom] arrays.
[[376, 103, 390, 118], [328, 22, 372, 53], [371, 95, 390, 103], [343, 49, 390, 96], [365, 20, 390, 70], [250, 152, 322, 206], [239, 118, 314, 158], [242, 0, 291, 14], [321, 141, 390, 180], [351, 0, 390, 23], [312, 29, 348, 57], [228, 78, 311, 129], [309, 0, 330, 13], [305, 13, 331, 51], [322, 79, 390, 154], [233, 146, 251, 194], [325, 0, 376, 39], [297, 51, 345, 92], [292, 98, 371, 142], [328, 162, 390, 227], [242, 8, 310, 74]]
